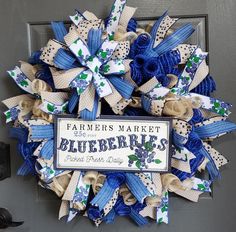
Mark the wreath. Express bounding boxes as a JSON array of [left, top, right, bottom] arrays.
[[2, 0, 236, 226]]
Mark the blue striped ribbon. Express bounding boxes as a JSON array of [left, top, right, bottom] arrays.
[[91, 173, 125, 211], [40, 139, 54, 160], [31, 125, 54, 140], [150, 11, 168, 46], [103, 208, 116, 224], [51, 21, 67, 43], [194, 120, 236, 139], [154, 23, 195, 55], [87, 29, 102, 55], [68, 89, 80, 113], [80, 93, 99, 121], [54, 48, 78, 70], [125, 173, 151, 203], [109, 76, 134, 99]]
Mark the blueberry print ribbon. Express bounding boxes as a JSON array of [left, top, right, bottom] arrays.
[[40, 100, 68, 115], [106, 0, 127, 40], [156, 190, 169, 224], [7, 66, 34, 94], [67, 172, 90, 222], [191, 178, 211, 192], [68, 37, 124, 97], [70, 10, 86, 27], [4, 105, 21, 123]]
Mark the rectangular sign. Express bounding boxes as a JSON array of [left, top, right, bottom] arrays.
[[54, 116, 172, 172]]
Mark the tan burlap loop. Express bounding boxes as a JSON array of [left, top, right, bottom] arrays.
[[129, 97, 142, 108], [166, 74, 178, 88], [93, 173, 106, 195], [163, 97, 193, 121], [145, 196, 161, 207], [119, 185, 136, 206], [161, 173, 186, 192], [51, 173, 72, 197], [31, 79, 52, 95], [32, 99, 53, 123]]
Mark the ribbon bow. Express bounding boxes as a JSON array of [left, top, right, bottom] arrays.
[[68, 37, 125, 97]]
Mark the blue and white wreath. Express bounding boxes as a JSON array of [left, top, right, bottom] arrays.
[[2, 0, 236, 227]]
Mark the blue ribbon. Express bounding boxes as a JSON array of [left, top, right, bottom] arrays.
[[28, 50, 55, 89], [172, 152, 205, 181], [87, 29, 102, 55], [129, 33, 152, 59], [40, 139, 54, 160], [17, 142, 40, 175], [80, 92, 99, 121], [113, 197, 148, 226], [10, 127, 29, 143], [150, 11, 168, 46], [103, 208, 116, 224], [108, 76, 134, 99], [125, 173, 151, 203], [172, 130, 187, 149], [186, 130, 220, 180], [124, 107, 148, 117], [191, 75, 216, 96], [54, 48, 78, 70], [194, 120, 236, 139], [51, 21, 67, 43], [68, 89, 80, 113], [189, 109, 204, 124], [153, 23, 195, 55], [90, 172, 125, 210], [31, 124, 54, 140], [127, 18, 137, 32]]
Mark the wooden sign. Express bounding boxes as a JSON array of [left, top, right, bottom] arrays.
[[54, 116, 172, 172]]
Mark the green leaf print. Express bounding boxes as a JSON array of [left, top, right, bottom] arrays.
[[100, 51, 108, 59], [218, 108, 225, 115], [5, 112, 11, 119], [154, 159, 162, 164], [103, 64, 110, 73], [161, 204, 168, 213], [94, 66, 99, 73], [80, 73, 88, 79], [214, 101, 220, 108], [197, 184, 206, 191], [108, 33, 114, 41], [157, 217, 163, 224], [128, 155, 138, 161], [78, 49, 83, 57], [47, 104, 55, 112], [144, 142, 153, 151], [62, 104, 67, 112], [135, 160, 141, 169], [10, 71, 15, 76], [20, 80, 29, 87], [193, 56, 200, 63], [77, 88, 84, 95]]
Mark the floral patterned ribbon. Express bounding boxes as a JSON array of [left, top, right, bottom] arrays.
[[106, 0, 127, 40], [68, 37, 124, 97]]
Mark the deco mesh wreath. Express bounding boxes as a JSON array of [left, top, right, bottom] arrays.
[[2, 0, 236, 226]]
